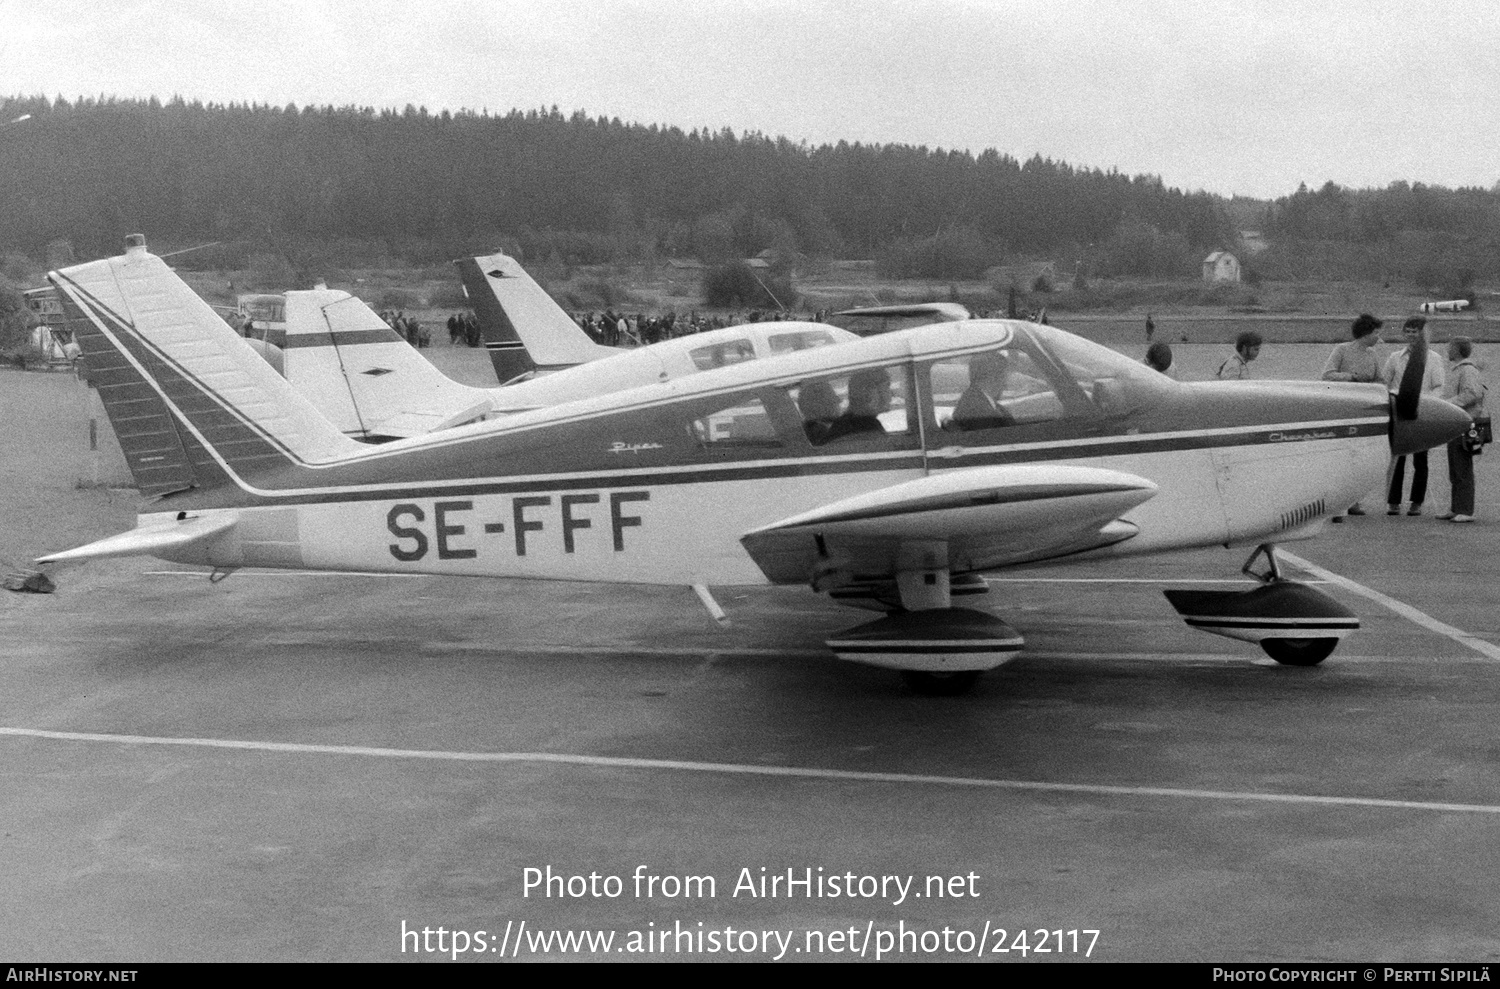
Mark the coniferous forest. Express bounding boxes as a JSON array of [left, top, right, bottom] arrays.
[[0, 95, 1227, 274], [1, 94, 1497, 296]]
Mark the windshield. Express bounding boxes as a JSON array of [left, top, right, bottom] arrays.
[[1021, 323, 1178, 417]]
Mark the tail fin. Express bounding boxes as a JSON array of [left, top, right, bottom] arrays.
[[456, 252, 616, 384], [49, 235, 363, 498], [281, 288, 493, 439]]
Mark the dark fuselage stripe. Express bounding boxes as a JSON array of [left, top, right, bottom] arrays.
[[281, 329, 405, 348], [201, 420, 1389, 507]]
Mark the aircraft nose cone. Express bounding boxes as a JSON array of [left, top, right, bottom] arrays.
[[1391, 394, 1473, 456]]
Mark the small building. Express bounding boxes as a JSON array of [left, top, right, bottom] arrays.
[[1202, 251, 1241, 283]]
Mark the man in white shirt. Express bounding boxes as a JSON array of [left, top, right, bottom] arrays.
[[1382, 316, 1445, 516]]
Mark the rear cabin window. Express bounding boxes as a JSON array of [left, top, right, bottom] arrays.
[[689, 339, 756, 371], [767, 329, 837, 354], [787, 366, 917, 449], [688, 396, 784, 451]]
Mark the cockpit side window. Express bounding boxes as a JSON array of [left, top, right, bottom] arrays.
[[787, 364, 918, 449], [930, 348, 1068, 432]]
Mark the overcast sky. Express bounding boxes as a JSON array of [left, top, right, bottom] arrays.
[[4, 0, 1497, 199]]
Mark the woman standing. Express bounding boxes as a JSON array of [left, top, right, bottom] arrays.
[[1439, 337, 1486, 523]]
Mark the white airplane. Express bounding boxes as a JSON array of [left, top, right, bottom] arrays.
[[38, 239, 1469, 693], [1419, 299, 1470, 314], [456, 251, 871, 386], [247, 250, 855, 440]]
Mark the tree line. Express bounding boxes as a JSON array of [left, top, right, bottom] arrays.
[[0, 95, 1229, 277], [1255, 180, 1500, 296], [2, 95, 1495, 294]]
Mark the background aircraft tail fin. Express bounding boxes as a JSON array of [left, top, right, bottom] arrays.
[[282, 288, 494, 438], [456, 252, 616, 384], [49, 235, 364, 498]]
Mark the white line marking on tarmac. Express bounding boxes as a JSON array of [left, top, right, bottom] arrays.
[[411, 643, 1472, 664], [1281, 550, 1500, 662], [985, 577, 1326, 584], [2, 725, 1496, 815], [143, 570, 1322, 586], [144, 570, 424, 578]]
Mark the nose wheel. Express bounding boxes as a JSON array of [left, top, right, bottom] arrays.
[[1163, 543, 1358, 667], [1259, 638, 1340, 666]]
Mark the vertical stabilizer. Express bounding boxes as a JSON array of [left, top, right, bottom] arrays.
[[49, 236, 364, 496], [282, 289, 493, 438], [456, 252, 616, 384]]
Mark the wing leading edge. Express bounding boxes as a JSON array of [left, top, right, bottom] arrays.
[[740, 464, 1158, 586]]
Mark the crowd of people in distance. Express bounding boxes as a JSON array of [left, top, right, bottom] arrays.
[[571, 308, 838, 347], [379, 310, 430, 348], [445, 312, 482, 347]]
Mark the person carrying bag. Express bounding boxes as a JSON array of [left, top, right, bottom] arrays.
[[1440, 337, 1487, 522]]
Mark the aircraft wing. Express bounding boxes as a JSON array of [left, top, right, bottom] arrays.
[[37, 514, 238, 565], [740, 464, 1157, 586]]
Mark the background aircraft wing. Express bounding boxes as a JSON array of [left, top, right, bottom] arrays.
[[740, 464, 1157, 586]]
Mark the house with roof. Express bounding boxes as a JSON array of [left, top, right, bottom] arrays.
[[1202, 251, 1241, 283]]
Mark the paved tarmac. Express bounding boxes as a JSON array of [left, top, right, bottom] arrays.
[[3, 355, 1500, 963]]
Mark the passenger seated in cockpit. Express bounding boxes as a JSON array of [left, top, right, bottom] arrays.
[[798, 380, 843, 445], [822, 369, 891, 443], [949, 353, 1016, 430]]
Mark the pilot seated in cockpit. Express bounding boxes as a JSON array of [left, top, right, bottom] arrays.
[[948, 353, 1017, 431], [821, 369, 891, 443]]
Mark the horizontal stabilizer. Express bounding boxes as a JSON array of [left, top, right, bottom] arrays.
[[741, 464, 1157, 584], [369, 400, 496, 439], [37, 514, 237, 565]]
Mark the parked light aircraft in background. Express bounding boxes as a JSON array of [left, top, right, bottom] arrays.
[[242, 250, 856, 442], [1419, 299, 1470, 314], [38, 238, 1469, 693], [829, 302, 970, 337]]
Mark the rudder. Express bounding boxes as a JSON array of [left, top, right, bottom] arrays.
[[50, 235, 363, 498]]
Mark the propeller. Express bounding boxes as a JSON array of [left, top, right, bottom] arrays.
[[1394, 336, 1426, 421], [1390, 335, 1470, 455]]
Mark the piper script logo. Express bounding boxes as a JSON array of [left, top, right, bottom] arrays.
[[1268, 427, 1356, 442], [609, 441, 664, 454]]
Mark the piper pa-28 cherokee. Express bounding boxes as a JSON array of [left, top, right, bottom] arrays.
[[38, 238, 1469, 693]]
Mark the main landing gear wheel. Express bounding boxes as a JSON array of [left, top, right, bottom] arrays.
[[1259, 638, 1339, 667], [900, 670, 983, 696]]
